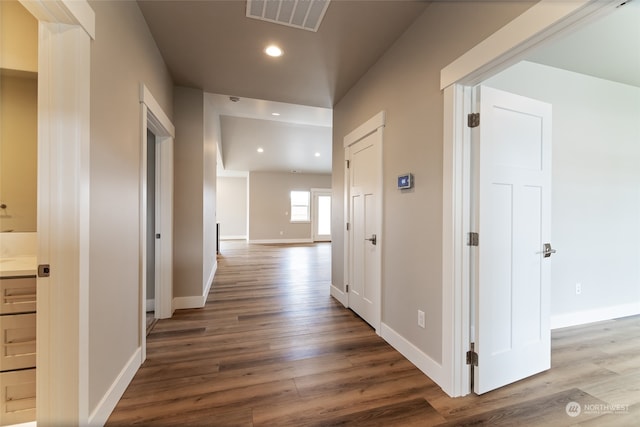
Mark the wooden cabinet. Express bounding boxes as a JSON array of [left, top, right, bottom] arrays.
[[0, 369, 35, 425], [0, 276, 36, 426]]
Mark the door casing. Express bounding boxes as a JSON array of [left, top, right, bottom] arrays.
[[139, 84, 175, 362]]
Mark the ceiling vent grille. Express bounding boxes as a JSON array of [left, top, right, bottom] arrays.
[[246, 0, 331, 32]]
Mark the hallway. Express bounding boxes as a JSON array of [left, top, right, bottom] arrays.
[[107, 241, 640, 426]]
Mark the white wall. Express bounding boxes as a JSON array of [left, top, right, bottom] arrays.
[[249, 171, 331, 242], [88, 0, 173, 413], [217, 176, 248, 239], [485, 61, 640, 325]]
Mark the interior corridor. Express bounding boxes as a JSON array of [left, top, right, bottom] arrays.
[[107, 241, 640, 426]]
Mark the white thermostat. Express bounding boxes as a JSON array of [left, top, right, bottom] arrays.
[[397, 173, 413, 189]]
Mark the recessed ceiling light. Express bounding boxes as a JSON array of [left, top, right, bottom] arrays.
[[271, 112, 280, 116], [265, 45, 283, 57], [257, 147, 264, 153], [314, 152, 320, 157]]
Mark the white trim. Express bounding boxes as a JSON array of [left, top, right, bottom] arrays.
[[35, 7, 92, 423], [440, 0, 618, 90], [441, 84, 472, 397], [551, 303, 640, 330], [248, 238, 313, 245], [172, 264, 216, 310], [330, 284, 347, 307], [343, 111, 385, 148], [381, 323, 445, 387], [20, 0, 95, 39], [140, 84, 175, 138], [88, 348, 142, 426], [441, 0, 621, 398], [139, 83, 174, 354], [220, 235, 248, 241]]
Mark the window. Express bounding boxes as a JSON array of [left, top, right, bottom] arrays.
[[290, 190, 310, 222]]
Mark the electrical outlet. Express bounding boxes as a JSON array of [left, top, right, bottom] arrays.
[[418, 310, 425, 328], [576, 283, 582, 295]]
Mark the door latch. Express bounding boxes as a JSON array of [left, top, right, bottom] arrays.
[[538, 243, 556, 258], [38, 264, 50, 277], [365, 234, 377, 245]]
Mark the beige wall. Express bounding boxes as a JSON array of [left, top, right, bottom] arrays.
[[332, 1, 534, 365], [0, 73, 37, 232], [174, 86, 205, 298], [174, 86, 218, 299], [88, 0, 173, 412], [0, 0, 38, 234], [217, 176, 248, 239], [0, 0, 38, 72], [249, 171, 331, 241]]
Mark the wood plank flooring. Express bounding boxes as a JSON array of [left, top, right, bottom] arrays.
[[107, 241, 640, 426]]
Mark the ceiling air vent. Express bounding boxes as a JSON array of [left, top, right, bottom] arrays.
[[246, 0, 331, 32]]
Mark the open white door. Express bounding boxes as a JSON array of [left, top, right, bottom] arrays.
[[472, 86, 553, 394], [346, 125, 382, 331]]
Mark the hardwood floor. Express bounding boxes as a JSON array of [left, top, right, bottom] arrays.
[[107, 241, 640, 426]]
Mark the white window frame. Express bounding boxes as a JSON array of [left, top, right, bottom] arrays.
[[290, 190, 311, 223]]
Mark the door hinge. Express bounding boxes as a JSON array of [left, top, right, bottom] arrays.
[[346, 222, 350, 231], [346, 284, 349, 293], [468, 113, 480, 128], [346, 160, 350, 169], [468, 232, 479, 247], [466, 343, 478, 366]]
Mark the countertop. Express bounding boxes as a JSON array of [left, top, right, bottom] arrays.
[[0, 256, 38, 278]]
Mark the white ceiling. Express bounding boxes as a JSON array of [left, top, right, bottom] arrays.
[[139, 0, 640, 177]]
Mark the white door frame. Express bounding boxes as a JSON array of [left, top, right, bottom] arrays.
[[343, 111, 385, 333], [311, 188, 331, 242], [440, 0, 620, 397], [139, 84, 175, 361], [20, 0, 95, 424]]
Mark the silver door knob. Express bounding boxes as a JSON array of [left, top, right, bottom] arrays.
[[540, 243, 556, 258], [365, 234, 377, 245]]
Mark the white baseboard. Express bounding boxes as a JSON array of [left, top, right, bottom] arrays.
[[88, 347, 142, 426], [173, 262, 217, 310], [146, 299, 154, 312], [330, 284, 347, 307], [380, 323, 445, 389], [248, 238, 313, 244], [551, 302, 640, 329], [220, 235, 247, 241]]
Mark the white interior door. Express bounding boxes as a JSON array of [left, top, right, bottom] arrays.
[[473, 86, 553, 394], [347, 129, 382, 331]]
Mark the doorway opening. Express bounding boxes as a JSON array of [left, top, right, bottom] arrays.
[[139, 84, 175, 360], [440, 0, 627, 397], [311, 188, 331, 242]]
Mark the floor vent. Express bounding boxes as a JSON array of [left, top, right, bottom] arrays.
[[246, 0, 331, 32]]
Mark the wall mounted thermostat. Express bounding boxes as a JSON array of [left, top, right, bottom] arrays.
[[397, 173, 413, 189]]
